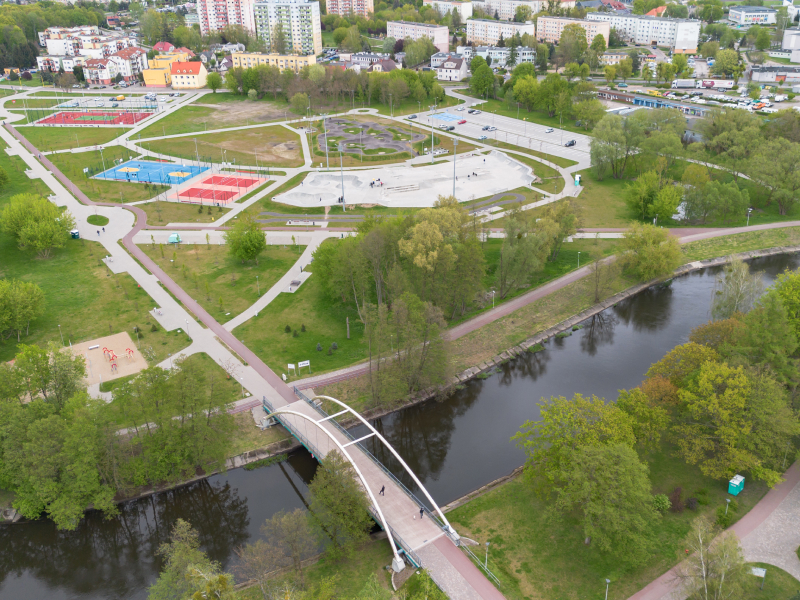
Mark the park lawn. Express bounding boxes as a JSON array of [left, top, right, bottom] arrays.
[[155, 125, 304, 168], [446, 440, 769, 600], [140, 242, 304, 320], [140, 200, 231, 225], [234, 265, 365, 380], [743, 563, 799, 598], [136, 104, 221, 138], [573, 169, 636, 228], [7, 110, 32, 123], [49, 150, 163, 203], [17, 126, 126, 152], [235, 180, 273, 204], [508, 153, 565, 195], [458, 91, 590, 136], [374, 93, 460, 117], [0, 233, 191, 363], [410, 131, 478, 157], [228, 411, 291, 457], [491, 139, 578, 169], [681, 227, 800, 262], [4, 98, 60, 108], [243, 172, 323, 218]]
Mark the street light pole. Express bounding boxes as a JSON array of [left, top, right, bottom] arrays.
[[58, 324, 64, 345], [605, 579, 610, 600], [256, 275, 260, 295], [452, 138, 458, 197], [339, 143, 345, 211], [747, 207, 753, 226], [99, 146, 107, 173], [429, 101, 437, 165], [485, 542, 490, 569], [323, 114, 329, 171], [193, 137, 199, 166], [578, 251, 581, 268]]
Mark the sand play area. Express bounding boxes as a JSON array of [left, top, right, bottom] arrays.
[[274, 151, 535, 208], [71, 332, 148, 387]]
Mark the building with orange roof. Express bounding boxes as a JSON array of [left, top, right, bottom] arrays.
[[170, 61, 208, 89]]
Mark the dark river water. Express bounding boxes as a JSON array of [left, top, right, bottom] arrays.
[[2, 254, 797, 600]]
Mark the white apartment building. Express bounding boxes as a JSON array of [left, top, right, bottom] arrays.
[[326, 0, 373, 17], [728, 6, 777, 25], [36, 55, 88, 74], [254, 0, 322, 56], [536, 16, 609, 45], [465, 19, 535, 45], [39, 27, 138, 59], [197, 0, 256, 36], [37, 26, 99, 46], [387, 21, 450, 53], [457, 44, 535, 66], [473, 0, 542, 21], [109, 47, 149, 82], [586, 13, 700, 53], [84, 58, 118, 85], [423, 0, 474, 19]]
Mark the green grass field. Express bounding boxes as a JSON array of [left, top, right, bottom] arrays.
[[16, 126, 125, 152], [140, 200, 231, 225], [153, 126, 304, 168], [49, 150, 165, 203], [140, 242, 304, 320], [447, 440, 769, 600], [4, 98, 60, 108]]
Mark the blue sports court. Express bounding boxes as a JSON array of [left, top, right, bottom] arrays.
[[95, 160, 208, 185], [431, 112, 460, 122]]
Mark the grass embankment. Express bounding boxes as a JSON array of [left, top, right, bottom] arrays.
[[152, 125, 304, 168], [446, 443, 769, 600], [509, 153, 565, 195], [140, 242, 303, 320], [491, 139, 578, 169], [140, 200, 231, 225], [4, 98, 60, 108], [681, 227, 800, 262], [49, 149, 163, 203], [0, 143, 190, 363], [17, 126, 125, 152]]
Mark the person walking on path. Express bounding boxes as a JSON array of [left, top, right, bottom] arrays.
[[379, 486, 385, 496], [419, 507, 424, 519]]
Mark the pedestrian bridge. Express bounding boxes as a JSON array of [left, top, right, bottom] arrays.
[[262, 389, 504, 600]]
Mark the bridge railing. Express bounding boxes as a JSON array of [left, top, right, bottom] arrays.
[[262, 395, 430, 565], [291, 388, 452, 536]]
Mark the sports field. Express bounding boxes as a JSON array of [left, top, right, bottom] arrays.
[[178, 188, 237, 201], [96, 160, 207, 185], [37, 110, 152, 126]]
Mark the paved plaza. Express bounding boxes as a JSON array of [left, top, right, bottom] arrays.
[[275, 151, 534, 207]]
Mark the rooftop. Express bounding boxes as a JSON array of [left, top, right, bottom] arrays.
[[388, 20, 448, 28], [730, 5, 777, 11], [467, 18, 533, 23]]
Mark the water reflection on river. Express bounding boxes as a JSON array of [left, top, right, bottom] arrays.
[[1, 254, 796, 600]]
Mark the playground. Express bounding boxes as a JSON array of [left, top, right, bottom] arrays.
[[95, 160, 208, 185], [71, 332, 148, 387], [36, 110, 153, 126], [174, 172, 267, 205], [274, 151, 535, 208]]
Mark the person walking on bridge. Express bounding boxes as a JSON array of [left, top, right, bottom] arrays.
[[419, 507, 424, 519], [379, 485, 385, 496]]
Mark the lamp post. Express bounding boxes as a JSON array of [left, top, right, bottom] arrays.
[[58, 324, 64, 345], [747, 207, 753, 226], [725, 498, 731, 515], [338, 142, 345, 210], [193, 137, 200, 166], [578, 251, 581, 268], [429, 101, 437, 165], [491, 289, 496, 308], [240, 377, 244, 398], [323, 114, 329, 171], [452, 138, 458, 197], [185, 319, 189, 338], [605, 579, 611, 600], [257, 275, 260, 295], [389, 93, 393, 118], [99, 146, 107, 173], [484, 542, 490, 569]]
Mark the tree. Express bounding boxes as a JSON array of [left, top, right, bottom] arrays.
[[770, 268, 800, 339], [539, 200, 578, 261], [451, 7, 463, 29], [619, 223, 682, 281], [14, 343, 85, 409], [672, 53, 688, 77], [712, 48, 739, 77], [381, 36, 396, 54], [755, 27, 771, 51], [149, 519, 222, 600], [332, 26, 349, 46], [617, 388, 669, 450], [223, 214, 266, 264], [0, 279, 45, 342], [308, 451, 374, 560], [514, 75, 539, 111], [514, 5, 532, 22], [711, 257, 764, 320], [572, 98, 605, 130], [590, 33, 606, 54], [564, 62, 581, 82], [624, 171, 660, 220], [675, 518, 747, 600], [206, 71, 222, 92], [470, 63, 495, 98], [590, 113, 644, 179], [512, 393, 636, 494], [552, 444, 657, 564], [701, 41, 720, 58], [140, 9, 165, 45], [0, 193, 75, 259], [495, 216, 550, 298], [289, 91, 309, 115], [260, 509, 315, 585], [404, 36, 437, 67], [616, 57, 633, 81], [536, 43, 550, 71], [271, 23, 288, 54], [555, 23, 588, 67], [538, 72, 569, 117]]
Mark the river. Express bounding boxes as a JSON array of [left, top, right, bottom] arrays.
[[1, 254, 796, 600]]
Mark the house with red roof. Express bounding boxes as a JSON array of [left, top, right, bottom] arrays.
[[645, 5, 667, 16], [175, 47, 196, 57], [109, 46, 149, 82], [170, 61, 208, 89], [84, 58, 117, 85], [153, 41, 176, 54]]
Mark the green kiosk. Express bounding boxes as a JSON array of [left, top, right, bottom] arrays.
[[728, 474, 745, 496]]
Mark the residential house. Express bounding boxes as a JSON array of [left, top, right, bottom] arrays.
[[170, 61, 208, 88], [153, 41, 176, 53], [84, 58, 117, 85], [109, 46, 148, 82], [436, 55, 467, 80]]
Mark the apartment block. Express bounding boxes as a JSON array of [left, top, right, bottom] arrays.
[[387, 21, 450, 53], [472, 0, 542, 21], [37, 26, 99, 46], [254, 0, 322, 57], [423, 0, 473, 19], [109, 47, 149, 81], [232, 51, 317, 72], [36, 55, 87, 74], [39, 27, 138, 59], [535, 16, 609, 46], [326, 0, 373, 17], [586, 13, 700, 53], [457, 44, 536, 66], [197, 0, 256, 36], [84, 58, 118, 85], [465, 19, 535, 45]]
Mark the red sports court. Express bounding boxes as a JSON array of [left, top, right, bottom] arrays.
[[204, 175, 259, 188], [178, 188, 237, 201], [37, 110, 153, 126]]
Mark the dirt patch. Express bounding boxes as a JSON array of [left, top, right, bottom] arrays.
[[191, 102, 287, 126]]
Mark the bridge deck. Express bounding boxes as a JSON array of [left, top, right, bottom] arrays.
[[265, 393, 504, 600]]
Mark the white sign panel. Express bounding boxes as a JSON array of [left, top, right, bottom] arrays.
[[287, 363, 296, 373], [751, 567, 766, 578], [298, 360, 310, 368]]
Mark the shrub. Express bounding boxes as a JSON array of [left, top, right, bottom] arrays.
[[653, 494, 671, 513], [694, 488, 710, 506], [669, 487, 684, 513], [327, 347, 332, 355], [528, 343, 544, 353], [285, 325, 291, 333], [686, 497, 698, 511], [301, 324, 306, 332], [150, 323, 159, 332], [716, 505, 732, 528], [316, 343, 322, 351], [555, 331, 571, 339], [293, 330, 299, 338], [331, 342, 338, 350]]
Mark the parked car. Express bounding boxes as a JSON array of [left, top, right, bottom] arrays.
[[407, 114, 417, 119], [479, 135, 488, 140], [545, 127, 554, 133], [72, 84, 81, 88], [473, 110, 482, 114], [467, 109, 476, 114], [618, 82, 628, 88], [456, 106, 465, 111], [565, 140, 577, 147], [482, 125, 490, 130], [458, 119, 466, 124], [446, 125, 455, 131]]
